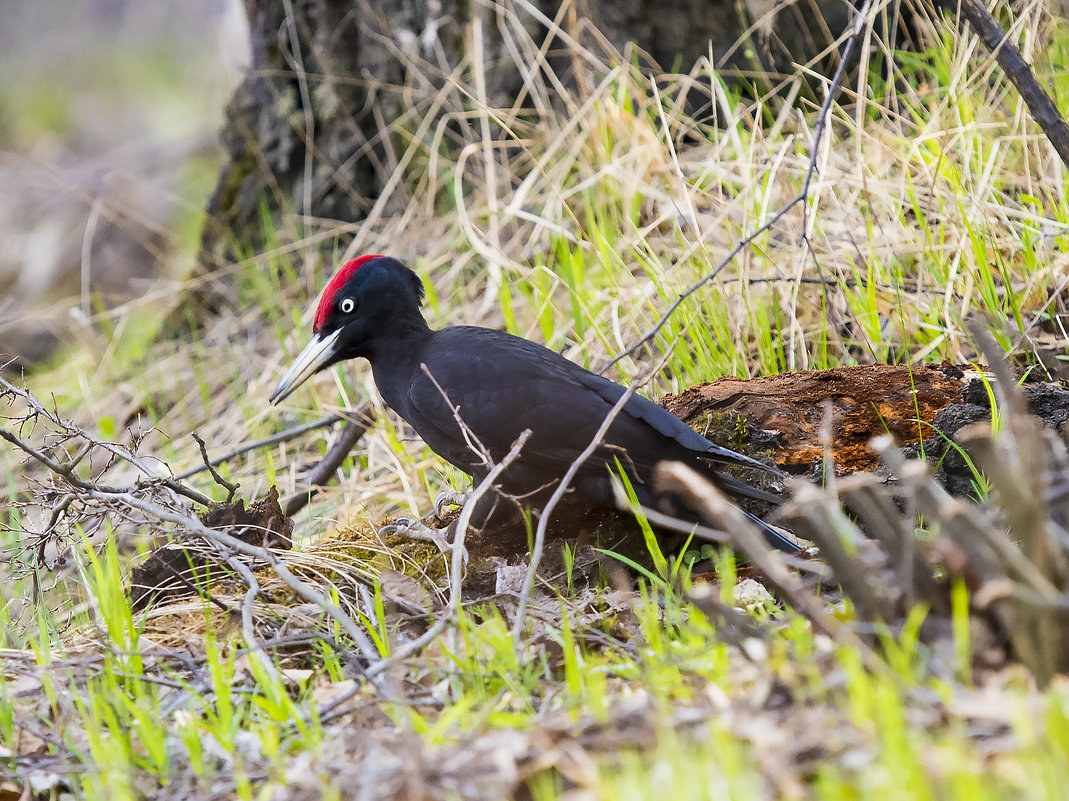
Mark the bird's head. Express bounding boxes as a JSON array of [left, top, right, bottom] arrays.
[[269, 255, 426, 404]]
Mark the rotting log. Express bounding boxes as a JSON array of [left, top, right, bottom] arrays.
[[661, 362, 1069, 492]]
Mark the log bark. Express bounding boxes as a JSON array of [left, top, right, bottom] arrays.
[[661, 362, 1069, 497]]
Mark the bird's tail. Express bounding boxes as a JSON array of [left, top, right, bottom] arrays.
[[743, 510, 802, 553], [664, 460, 803, 554]]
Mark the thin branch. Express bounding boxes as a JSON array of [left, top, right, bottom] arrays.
[[951, 0, 1069, 170], [800, 0, 875, 227], [511, 376, 643, 648], [0, 370, 213, 507], [614, 493, 827, 577], [601, 0, 874, 374], [174, 413, 345, 481], [420, 363, 494, 468], [283, 406, 377, 516], [0, 378, 386, 688], [192, 431, 238, 502], [364, 429, 531, 679], [654, 462, 890, 674], [225, 554, 279, 684], [599, 197, 802, 373]]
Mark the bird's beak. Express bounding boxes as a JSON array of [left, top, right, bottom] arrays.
[[269, 329, 342, 405]]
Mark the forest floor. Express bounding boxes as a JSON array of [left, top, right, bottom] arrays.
[[4, 3, 1069, 799]]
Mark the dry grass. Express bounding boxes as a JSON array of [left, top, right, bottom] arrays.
[[3, 0, 1069, 798]]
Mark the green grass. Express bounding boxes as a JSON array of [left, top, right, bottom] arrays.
[[3, 1, 1069, 798]]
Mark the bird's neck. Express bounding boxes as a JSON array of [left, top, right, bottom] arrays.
[[366, 315, 433, 365], [367, 321, 437, 413]]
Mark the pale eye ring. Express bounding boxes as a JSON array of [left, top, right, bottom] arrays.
[[339, 298, 356, 314]]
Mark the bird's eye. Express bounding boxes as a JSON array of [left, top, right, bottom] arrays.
[[339, 298, 356, 314]]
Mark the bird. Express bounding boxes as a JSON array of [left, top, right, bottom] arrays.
[[269, 255, 800, 553]]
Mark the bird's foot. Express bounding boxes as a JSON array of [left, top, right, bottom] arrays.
[[434, 489, 470, 515], [378, 517, 469, 564]]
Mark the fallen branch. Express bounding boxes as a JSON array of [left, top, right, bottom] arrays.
[[0, 377, 387, 688], [282, 405, 376, 516], [174, 413, 344, 481], [675, 321, 1069, 686], [654, 463, 868, 647]]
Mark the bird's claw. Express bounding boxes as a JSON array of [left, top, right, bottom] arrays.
[[377, 517, 469, 565], [376, 517, 417, 537], [433, 489, 470, 515]]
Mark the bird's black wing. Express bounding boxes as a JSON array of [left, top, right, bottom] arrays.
[[398, 327, 798, 552], [402, 327, 775, 478], [400, 327, 630, 474], [569, 369, 778, 474]]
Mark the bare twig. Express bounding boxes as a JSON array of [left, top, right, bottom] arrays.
[[599, 199, 803, 373], [364, 430, 531, 679], [448, 430, 532, 609], [0, 378, 386, 687], [601, 0, 874, 374], [0, 370, 214, 507], [420, 363, 494, 468], [174, 413, 345, 481], [800, 0, 875, 230], [225, 554, 278, 684], [614, 495, 827, 577], [654, 462, 889, 674], [283, 406, 377, 516], [511, 376, 644, 648], [192, 431, 238, 502]]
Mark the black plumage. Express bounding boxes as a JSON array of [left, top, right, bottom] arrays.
[[270, 255, 798, 552]]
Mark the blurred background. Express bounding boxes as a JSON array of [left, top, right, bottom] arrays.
[[0, 0, 249, 368]]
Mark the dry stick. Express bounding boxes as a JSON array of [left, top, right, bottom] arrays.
[[796, 0, 875, 362], [174, 413, 344, 481], [600, 0, 874, 375], [446, 432, 532, 610], [511, 337, 687, 646], [654, 462, 891, 673], [283, 408, 377, 517], [224, 554, 279, 684], [599, 199, 800, 373], [800, 0, 875, 228], [0, 425, 172, 504], [94, 488, 384, 681], [0, 372, 214, 508], [191, 431, 238, 501], [781, 483, 892, 622], [511, 376, 644, 649], [364, 430, 531, 680], [0, 393, 384, 680], [951, 0, 1069, 170], [419, 364, 494, 467], [619, 497, 828, 577]]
